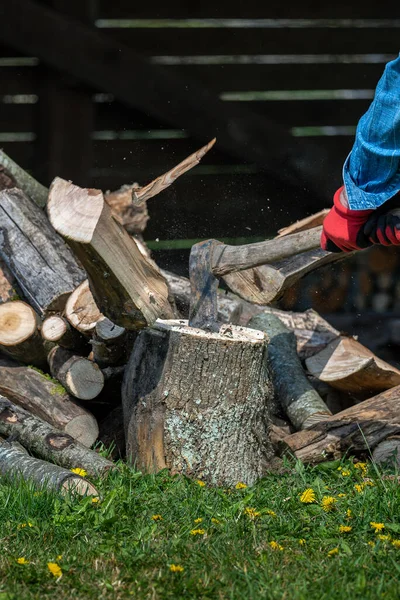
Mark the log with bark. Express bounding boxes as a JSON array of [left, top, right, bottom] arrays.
[[122, 319, 273, 486], [0, 395, 114, 477], [0, 149, 48, 208], [47, 346, 104, 401], [0, 439, 98, 496], [305, 336, 400, 395], [249, 312, 331, 429], [277, 385, 400, 463], [0, 300, 47, 367], [41, 315, 87, 351], [0, 356, 98, 447], [90, 316, 130, 368], [64, 279, 102, 334], [47, 178, 173, 328], [0, 187, 85, 314]]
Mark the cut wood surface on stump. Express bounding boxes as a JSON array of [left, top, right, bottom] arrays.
[[0, 356, 98, 447], [305, 336, 400, 395], [48, 346, 104, 401], [64, 279, 102, 334], [122, 319, 273, 486], [0, 395, 114, 477], [0, 187, 85, 314], [249, 312, 331, 430], [278, 385, 400, 463], [0, 440, 98, 496], [0, 301, 47, 367], [48, 177, 173, 329]]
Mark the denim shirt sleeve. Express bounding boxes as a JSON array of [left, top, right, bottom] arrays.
[[343, 53, 400, 210]]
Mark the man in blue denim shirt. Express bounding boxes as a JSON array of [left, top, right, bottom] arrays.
[[321, 54, 400, 252]]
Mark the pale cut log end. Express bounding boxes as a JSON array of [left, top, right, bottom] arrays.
[[0, 301, 38, 345], [48, 177, 104, 243], [61, 476, 99, 497], [64, 359, 104, 400], [41, 315, 67, 342], [64, 414, 99, 448], [65, 279, 102, 333]]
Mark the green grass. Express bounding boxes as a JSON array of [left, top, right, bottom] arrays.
[[1, 458, 400, 599]]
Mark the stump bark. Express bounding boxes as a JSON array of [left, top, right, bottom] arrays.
[[122, 319, 273, 486]]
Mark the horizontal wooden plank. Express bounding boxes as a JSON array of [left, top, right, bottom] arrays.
[[96, 98, 372, 130], [159, 62, 385, 93], [103, 27, 400, 56], [97, 1, 400, 19]]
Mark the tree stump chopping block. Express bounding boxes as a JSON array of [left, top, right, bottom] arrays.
[[122, 319, 273, 486]]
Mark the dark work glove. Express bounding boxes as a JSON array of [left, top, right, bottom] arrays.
[[363, 193, 400, 246], [321, 186, 374, 253]]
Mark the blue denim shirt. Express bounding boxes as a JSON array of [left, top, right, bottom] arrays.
[[343, 54, 400, 210]]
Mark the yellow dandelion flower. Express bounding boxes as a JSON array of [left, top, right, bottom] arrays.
[[235, 482, 247, 489], [341, 470, 351, 477], [298, 539, 306, 546], [337, 467, 343, 471], [378, 535, 390, 542], [70, 468, 87, 477], [152, 514, 163, 521], [244, 507, 261, 519], [364, 480, 374, 487], [47, 562, 62, 578], [368, 541, 375, 548], [354, 484, 365, 493], [18, 522, 33, 529], [190, 529, 205, 536], [196, 480, 206, 487], [321, 496, 337, 512], [169, 564, 184, 572], [392, 540, 400, 548], [211, 518, 220, 524], [265, 509, 276, 517], [300, 488, 316, 504], [194, 518, 203, 524], [339, 525, 352, 533], [354, 462, 368, 476], [56, 555, 62, 561], [269, 541, 284, 551], [92, 497, 100, 504], [328, 547, 339, 556], [346, 509, 352, 519], [16, 557, 28, 565], [337, 493, 346, 498], [370, 522, 385, 533]]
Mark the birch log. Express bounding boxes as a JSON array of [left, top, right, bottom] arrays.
[[47, 177, 173, 329], [0, 188, 85, 314], [0, 395, 114, 477], [0, 301, 47, 367], [0, 440, 98, 496], [249, 313, 331, 429], [123, 319, 273, 486], [47, 346, 104, 401], [0, 356, 98, 447]]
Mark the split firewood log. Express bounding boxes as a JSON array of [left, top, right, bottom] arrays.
[[0, 439, 98, 496], [64, 279, 102, 335], [41, 315, 87, 351], [305, 336, 400, 395], [47, 346, 104, 401], [90, 316, 131, 368], [0, 356, 98, 447], [104, 184, 149, 235], [0, 395, 114, 477], [249, 312, 331, 429], [48, 178, 173, 329], [0, 188, 85, 314], [0, 300, 47, 367], [277, 385, 400, 463], [277, 209, 330, 237], [122, 319, 273, 486]]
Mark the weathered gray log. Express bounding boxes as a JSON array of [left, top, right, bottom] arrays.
[[278, 385, 400, 463], [65, 279, 102, 334], [372, 437, 400, 468], [41, 315, 87, 351], [249, 313, 331, 430], [47, 177, 173, 328], [0, 149, 48, 208], [0, 395, 114, 477], [0, 300, 47, 367], [91, 317, 129, 368], [48, 346, 104, 401], [0, 356, 98, 446], [0, 440, 98, 496], [0, 188, 85, 314], [122, 319, 273, 486]]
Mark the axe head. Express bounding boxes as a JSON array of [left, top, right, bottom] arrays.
[[188, 239, 222, 331]]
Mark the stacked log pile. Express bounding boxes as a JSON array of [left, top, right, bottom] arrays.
[[1, 144, 400, 491]]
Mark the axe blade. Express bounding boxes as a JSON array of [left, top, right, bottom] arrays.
[[188, 239, 221, 331]]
